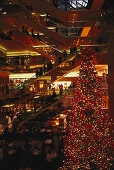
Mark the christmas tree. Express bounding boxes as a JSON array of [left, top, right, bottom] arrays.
[[61, 48, 113, 169]]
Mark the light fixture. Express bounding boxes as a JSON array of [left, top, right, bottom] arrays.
[[40, 14, 47, 17]]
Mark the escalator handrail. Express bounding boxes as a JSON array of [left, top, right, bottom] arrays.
[[19, 0, 103, 27], [2, 50, 78, 111], [16, 88, 75, 127], [5, 44, 76, 97]]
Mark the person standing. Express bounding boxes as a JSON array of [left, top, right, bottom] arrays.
[[36, 68, 39, 78], [43, 64, 47, 74]]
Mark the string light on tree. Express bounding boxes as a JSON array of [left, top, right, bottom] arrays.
[[61, 47, 113, 170]]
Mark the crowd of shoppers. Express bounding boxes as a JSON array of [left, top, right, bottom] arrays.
[[0, 124, 65, 170]]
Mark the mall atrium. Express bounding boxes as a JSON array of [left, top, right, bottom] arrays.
[[0, 0, 113, 170]]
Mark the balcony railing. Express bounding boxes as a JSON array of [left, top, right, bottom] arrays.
[[13, 88, 75, 127]]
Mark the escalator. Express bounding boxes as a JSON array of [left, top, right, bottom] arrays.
[[13, 88, 74, 127], [7, 29, 78, 92], [0, 2, 102, 49], [8, 50, 77, 97], [12, 30, 57, 61], [0, 1, 104, 48], [0, 48, 80, 113], [13, 11, 99, 48], [0, 20, 105, 101], [29, 12, 99, 47], [0, 45, 106, 109], [0, 0, 101, 49], [21, 0, 104, 25], [1, 43, 105, 108], [23, 7, 104, 48], [0, 26, 79, 101]]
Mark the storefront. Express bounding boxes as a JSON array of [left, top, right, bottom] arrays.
[[9, 73, 36, 89]]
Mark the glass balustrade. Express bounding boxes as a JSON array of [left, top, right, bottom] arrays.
[[0, 45, 106, 98], [31, 13, 84, 37], [13, 88, 75, 126], [1, 47, 78, 97]]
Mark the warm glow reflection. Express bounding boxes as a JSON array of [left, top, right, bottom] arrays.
[[81, 27, 91, 37]]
